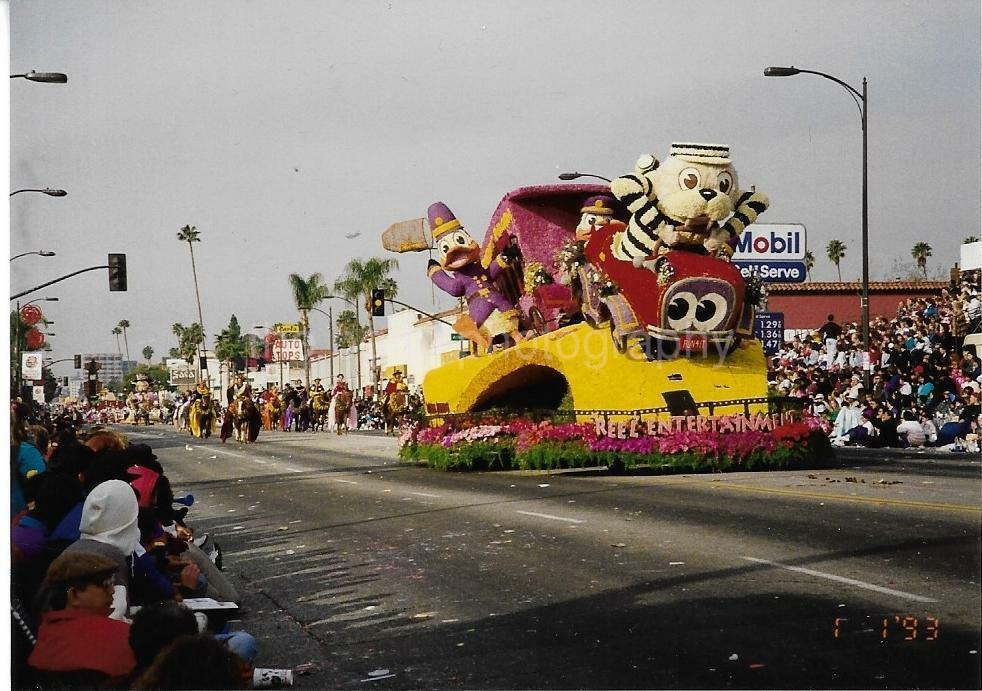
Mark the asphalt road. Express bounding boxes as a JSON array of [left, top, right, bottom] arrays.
[[121, 425, 982, 690]]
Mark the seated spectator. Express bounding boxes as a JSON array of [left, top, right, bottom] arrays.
[[830, 397, 862, 446], [29, 424, 52, 460], [12, 472, 82, 564], [27, 551, 136, 687], [897, 411, 927, 447], [11, 408, 47, 518], [128, 601, 199, 681], [82, 429, 128, 454], [60, 479, 147, 618], [868, 407, 900, 448], [132, 634, 250, 690]]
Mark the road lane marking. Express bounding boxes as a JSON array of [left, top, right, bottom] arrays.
[[516, 510, 584, 524], [283, 467, 302, 473], [252, 459, 269, 465], [332, 478, 358, 484], [742, 556, 938, 603], [410, 491, 439, 498], [712, 482, 982, 514]]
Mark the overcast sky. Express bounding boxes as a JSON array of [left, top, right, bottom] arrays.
[[8, 0, 980, 378]]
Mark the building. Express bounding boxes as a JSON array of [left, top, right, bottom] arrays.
[[765, 281, 949, 330], [77, 353, 130, 388]]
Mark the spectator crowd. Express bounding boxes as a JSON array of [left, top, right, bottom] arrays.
[[10, 401, 278, 689], [769, 270, 981, 450]]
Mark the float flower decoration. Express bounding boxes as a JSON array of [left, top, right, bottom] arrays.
[[400, 416, 828, 472], [554, 239, 587, 278], [523, 261, 554, 294], [585, 267, 620, 297]]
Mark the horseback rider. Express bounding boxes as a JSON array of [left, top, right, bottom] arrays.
[[382, 370, 408, 401], [381, 370, 409, 435], [331, 374, 351, 398], [227, 374, 252, 405], [191, 379, 209, 404]]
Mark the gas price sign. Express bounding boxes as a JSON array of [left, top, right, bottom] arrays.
[[753, 312, 784, 356]]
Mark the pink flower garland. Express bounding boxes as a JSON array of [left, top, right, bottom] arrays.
[[404, 415, 823, 461]]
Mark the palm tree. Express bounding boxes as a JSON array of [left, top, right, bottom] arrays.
[[287, 273, 330, 387], [826, 240, 846, 281], [334, 257, 399, 386], [963, 236, 979, 244], [803, 250, 816, 282], [112, 326, 123, 358], [117, 319, 131, 360], [142, 345, 154, 365], [911, 242, 932, 277], [335, 309, 367, 348], [172, 322, 204, 365], [177, 224, 207, 378]]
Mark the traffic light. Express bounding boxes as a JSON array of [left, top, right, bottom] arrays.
[[74, 354, 82, 369], [371, 289, 385, 317], [108, 253, 127, 291]]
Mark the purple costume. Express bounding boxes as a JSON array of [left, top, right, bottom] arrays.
[[426, 201, 519, 332], [428, 258, 514, 326]]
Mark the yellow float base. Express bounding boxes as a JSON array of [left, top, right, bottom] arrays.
[[423, 323, 769, 420]]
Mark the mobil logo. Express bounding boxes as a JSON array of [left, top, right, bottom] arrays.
[[732, 223, 806, 261]]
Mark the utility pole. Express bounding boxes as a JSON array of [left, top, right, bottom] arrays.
[[328, 305, 334, 383]]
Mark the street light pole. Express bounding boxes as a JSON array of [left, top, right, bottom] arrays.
[[309, 306, 336, 384], [10, 188, 68, 197], [10, 71, 68, 83], [13, 296, 59, 398], [557, 172, 612, 183], [764, 65, 870, 390], [324, 295, 362, 392], [10, 250, 56, 261]]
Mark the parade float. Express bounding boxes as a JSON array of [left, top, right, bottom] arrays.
[[385, 143, 831, 471]]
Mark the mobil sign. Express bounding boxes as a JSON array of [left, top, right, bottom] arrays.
[[732, 223, 807, 284]]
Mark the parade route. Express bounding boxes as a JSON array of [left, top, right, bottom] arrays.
[[120, 425, 981, 689]]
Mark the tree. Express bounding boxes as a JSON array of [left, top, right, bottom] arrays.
[[334, 257, 399, 386], [177, 224, 207, 378], [172, 322, 204, 365], [142, 345, 154, 364], [911, 242, 933, 277], [826, 240, 846, 281], [964, 236, 979, 244], [335, 309, 367, 349], [214, 315, 250, 387], [803, 250, 816, 281], [112, 326, 123, 358], [287, 273, 329, 387], [117, 319, 131, 360], [122, 363, 173, 392]]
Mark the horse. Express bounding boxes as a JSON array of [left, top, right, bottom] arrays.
[[227, 396, 261, 443], [286, 397, 309, 432], [309, 391, 331, 432], [382, 390, 409, 436], [188, 394, 217, 439], [333, 389, 353, 435]]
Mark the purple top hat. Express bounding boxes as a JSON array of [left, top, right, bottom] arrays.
[[427, 201, 462, 240], [580, 195, 618, 216]]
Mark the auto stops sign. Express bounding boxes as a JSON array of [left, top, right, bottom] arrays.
[[732, 223, 807, 283]]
